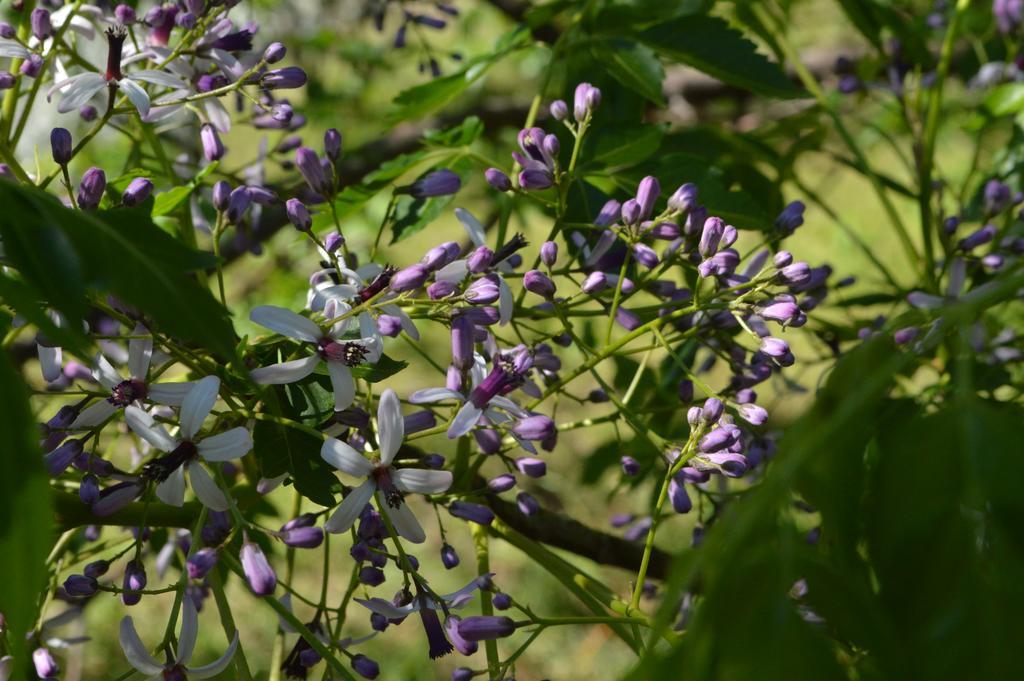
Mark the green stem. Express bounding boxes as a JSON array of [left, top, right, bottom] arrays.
[[472, 524, 501, 680]]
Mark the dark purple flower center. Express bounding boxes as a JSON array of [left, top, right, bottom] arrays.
[[318, 339, 368, 366], [105, 26, 126, 81], [372, 466, 404, 509], [468, 363, 522, 409], [211, 30, 254, 52], [490, 233, 528, 267], [143, 440, 198, 482], [108, 378, 148, 407], [281, 619, 323, 679], [162, 665, 187, 681]]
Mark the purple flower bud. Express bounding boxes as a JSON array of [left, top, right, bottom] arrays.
[[84, 559, 110, 578], [485, 167, 512, 191], [370, 612, 389, 631], [958, 224, 997, 251], [701, 397, 724, 424], [351, 654, 380, 680], [773, 251, 793, 268], [668, 477, 692, 514], [92, 480, 144, 516], [408, 169, 461, 198], [452, 668, 474, 681], [390, 263, 430, 292], [668, 183, 698, 212], [702, 452, 748, 477], [50, 128, 72, 165], [760, 336, 790, 358], [488, 474, 516, 493], [465, 246, 493, 274], [212, 180, 231, 212], [635, 176, 660, 219], [281, 526, 324, 549], [226, 186, 252, 224], [359, 566, 386, 586], [677, 380, 694, 403], [519, 168, 554, 190], [324, 231, 345, 253], [633, 243, 659, 269], [457, 616, 516, 641], [488, 593, 511, 611], [649, 222, 680, 240], [428, 280, 457, 299], [121, 177, 153, 207], [523, 269, 556, 298], [187, 548, 219, 579], [466, 274, 500, 304], [699, 217, 725, 257], [549, 99, 569, 120], [241, 542, 276, 595], [264, 41, 286, 63], [516, 491, 540, 516], [44, 439, 83, 476], [515, 457, 546, 478], [79, 474, 100, 504], [285, 198, 312, 231], [620, 199, 642, 225], [122, 559, 146, 606], [404, 410, 437, 434], [31, 8, 52, 40], [774, 201, 805, 233], [77, 167, 106, 210], [261, 66, 308, 89], [573, 82, 601, 121], [778, 262, 811, 286], [200, 123, 225, 162], [760, 301, 801, 325], [737, 403, 768, 426], [621, 456, 640, 476], [943, 216, 960, 234], [447, 315, 475, 373], [0, 22, 14, 40], [0, 73, 15, 90], [20, 54, 44, 78], [893, 326, 919, 345], [512, 415, 555, 441], [449, 501, 494, 526], [33, 648, 59, 678], [699, 428, 736, 453], [984, 179, 1012, 215], [542, 134, 560, 159], [63, 574, 98, 597], [296, 147, 331, 196], [594, 200, 621, 227], [440, 543, 460, 569], [581, 271, 607, 294]]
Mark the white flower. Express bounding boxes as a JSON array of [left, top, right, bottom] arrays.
[[355, 575, 490, 619], [248, 303, 378, 410], [119, 598, 237, 680], [71, 324, 195, 428], [124, 376, 252, 511], [320, 389, 452, 543]]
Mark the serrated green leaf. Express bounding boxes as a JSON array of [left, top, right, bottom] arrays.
[[640, 16, 804, 99], [591, 39, 665, 106], [585, 124, 665, 168]]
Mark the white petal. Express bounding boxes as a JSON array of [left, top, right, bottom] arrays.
[[209, 48, 243, 79], [250, 306, 323, 343], [202, 98, 232, 133], [441, 577, 489, 608], [383, 496, 426, 544], [70, 399, 118, 429], [119, 77, 151, 116], [94, 353, 124, 390], [325, 480, 376, 533], [186, 631, 238, 679], [39, 345, 63, 382], [118, 617, 164, 675], [447, 402, 483, 438], [56, 73, 106, 113], [321, 438, 374, 477], [947, 257, 967, 298], [353, 597, 416, 620], [188, 463, 228, 512], [198, 427, 252, 462], [128, 326, 153, 379], [250, 354, 319, 384], [277, 595, 297, 633], [0, 39, 31, 58], [489, 396, 528, 418], [177, 598, 199, 666], [456, 208, 486, 247], [130, 69, 188, 89], [498, 276, 514, 326], [436, 259, 469, 283], [180, 375, 220, 440], [155, 466, 186, 506], [391, 468, 453, 495], [148, 381, 195, 406], [907, 292, 944, 310], [357, 313, 383, 364], [124, 406, 178, 452], [377, 389, 404, 466], [327, 361, 356, 410], [409, 387, 463, 404]]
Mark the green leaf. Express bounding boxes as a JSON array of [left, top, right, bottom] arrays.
[[984, 83, 1024, 116], [0, 351, 53, 681], [350, 353, 409, 383], [390, 157, 473, 244], [639, 16, 804, 99], [151, 162, 218, 217], [423, 116, 485, 148], [253, 389, 337, 508], [591, 39, 666, 106], [584, 124, 666, 168], [0, 181, 236, 357], [0, 273, 90, 355]]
